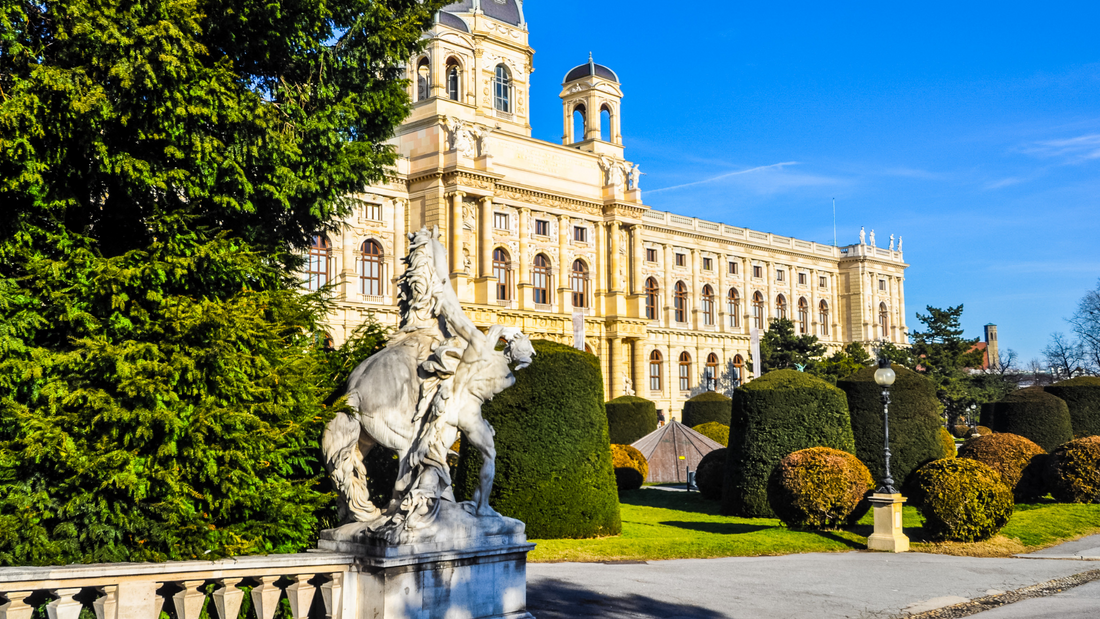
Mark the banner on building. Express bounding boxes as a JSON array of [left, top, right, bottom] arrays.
[[573, 312, 585, 351], [750, 327, 762, 379]]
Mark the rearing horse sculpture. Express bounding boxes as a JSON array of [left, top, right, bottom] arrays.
[[321, 227, 533, 533]]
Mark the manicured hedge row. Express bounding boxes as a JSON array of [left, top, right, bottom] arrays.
[[722, 370, 856, 517], [1045, 376, 1100, 439], [912, 459, 1013, 542], [682, 391, 732, 427], [958, 433, 1046, 502], [989, 388, 1073, 452], [606, 395, 658, 445], [692, 422, 729, 447], [767, 447, 873, 529], [454, 340, 621, 538], [838, 364, 949, 492], [1045, 436, 1100, 503]]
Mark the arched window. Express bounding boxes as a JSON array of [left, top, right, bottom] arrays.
[[305, 235, 330, 290], [645, 277, 659, 320], [649, 350, 663, 392], [446, 58, 460, 101], [879, 302, 889, 339], [358, 239, 383, 296], [674, 281, 688, 323], [493, 248, 511, 301], [416, 57, 430, 102], [727, 288, 741, 328], [752, 292, 765, 328], [819, 300, 830, 336], [571, 259, 589, 308], [573, 104, 586, 142], [701, 285, 715, 326], [493, 64, 511, 113], [798, 297, 809, 334], [532, 254, 551, 305], [678, 352, 692, 392], [705, 353, 720, 390], [600, 104, 612, 142], [775, 295, 787, 321], [733, 354, 745, 384]]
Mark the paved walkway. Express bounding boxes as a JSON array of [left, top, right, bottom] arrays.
[[527, 535, 1100, 618]]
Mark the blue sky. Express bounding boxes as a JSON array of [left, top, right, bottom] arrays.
[[520, 0, 1100, 365]]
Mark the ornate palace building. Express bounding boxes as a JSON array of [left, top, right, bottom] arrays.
[[306, 0, 910, 420]]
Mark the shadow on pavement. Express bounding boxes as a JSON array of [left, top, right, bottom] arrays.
[[528, 578, 727, 619], [658, 520, 773, 535]]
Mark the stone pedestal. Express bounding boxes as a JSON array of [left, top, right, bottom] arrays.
[[867, 493, 909, 553]]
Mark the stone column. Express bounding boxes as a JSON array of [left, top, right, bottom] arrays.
[[479, 197, 493, 277], [632, 338, 646, 398], [898, 276, 908, 344], [717, 252, 727, 333], [517, 207, 530, 309], [608, 221, 622, 292], [557, 214, 570, 313], [631, 225, 643, 295], [430, 48, 445, 99], [392, 199, 406, 286], [690, 248, 700, 330], [341, 226, 356, 300], [593, 219, 606, 314], [450, 191, 465, 275], [609, 336, 623, 399], [663, 243, 674, 328]]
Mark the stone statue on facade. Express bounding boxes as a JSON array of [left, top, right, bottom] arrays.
[[859, 226, 866, 245], [477, 125, 495, 157], [898, 236, 903, 252], [628, 164, 643, 190], [321, 227, 534, 546], [599, 155, 626, 188], [889, 234, 895, 251], [623, 374, 635, 397], [869, 229, 876, 247], [447, 116, 477, 158]]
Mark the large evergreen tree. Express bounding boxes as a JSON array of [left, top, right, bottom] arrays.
[[0, 0, 444, 564], [909, 305, 985, 426]]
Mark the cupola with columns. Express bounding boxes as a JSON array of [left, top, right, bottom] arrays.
[[560, 54, 624, 159]]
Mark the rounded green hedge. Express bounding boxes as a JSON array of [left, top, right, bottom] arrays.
[[958, 433, 1047, 502], [722, 369, 856, 517], [766, 447, 874, 529], [838, 364, 950, 493], [911, 459, 1014, 542], [695, 448, 726, 501], [682, 391, 732, 427], [605, 395, 658, 445], [1045, 376, 1100, 439], [989, 388, 1073, 452], [454, 340, 621, 538], [692, 421, 729, 447], [1044, 436, 1100, 503], [939, 427, 957, 459], [611, 444, 648, 491], [952, 425, 972, 439], [973, 426, 992, 436]]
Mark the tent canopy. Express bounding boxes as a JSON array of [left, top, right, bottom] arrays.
[[631, 421, 723, 483]]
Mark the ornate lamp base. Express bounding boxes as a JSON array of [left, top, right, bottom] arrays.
[[866, 493, 910, 553]]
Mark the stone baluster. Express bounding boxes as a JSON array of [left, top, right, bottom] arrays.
[[173, 581, 206, 619], [285, 575, 315, 619], [0, 592, 35, 619], [47, 589, 83, 619], [93, 586, 117, 619], [250, 577, 282, 619], [320, 574, 343, 619], [213, 579, 244, 619]]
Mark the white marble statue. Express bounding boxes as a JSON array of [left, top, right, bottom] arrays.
[[859, 226, 866, 244], [889, 234, 895, 251], [628, 164, 643, 190], [898, 236, 903, 252], [869, 229, 876, 247], [322, 227, 533, 544], [447, 117, 477, 158], [477, 126, 494, 157], [623, 374, 635, 397], [599, 156, 626, 188]]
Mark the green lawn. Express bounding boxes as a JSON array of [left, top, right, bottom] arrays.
[[527, 488, 1100, 563]]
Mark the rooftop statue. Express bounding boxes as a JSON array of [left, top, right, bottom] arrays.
[[321, 227, 533, 547]]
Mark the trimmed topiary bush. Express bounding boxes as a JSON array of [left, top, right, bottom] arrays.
[[952, 425, 972, 439], [1044, 436, 1100, 503], [611, 444, 648, 491], [939, 427, 957, 459], [692, 422, 730, 447], [605, 395, 658, 445], [766, 447, 874, 529], [1045, 376, 1100, 439], [682, 391, 732, 427], [989, 388, 1073, 452], [911, 459, 1014, 542], [695, 448, 727, 501], [722, 369, 856, 517], [958, 434, 1047, 502], [454, 340, 621, 538], [838, 364, 950, 493], [973, 426, 992, 436]]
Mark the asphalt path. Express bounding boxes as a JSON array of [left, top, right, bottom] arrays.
[[527, 535, 1100, 618]]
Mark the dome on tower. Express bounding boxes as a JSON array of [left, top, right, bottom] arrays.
[[563, 54, 619, 84], [441, 0, 523, 27]]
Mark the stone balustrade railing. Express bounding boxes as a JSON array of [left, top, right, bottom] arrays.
[[0, 553, 356, 619]]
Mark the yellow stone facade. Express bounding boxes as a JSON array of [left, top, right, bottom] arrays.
[[310, 1, 910, 421]]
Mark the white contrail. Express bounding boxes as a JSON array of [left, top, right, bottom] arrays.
[[646, 161, 800, 194]]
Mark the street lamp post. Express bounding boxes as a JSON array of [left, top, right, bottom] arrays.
[[866, 351, 909, 553]]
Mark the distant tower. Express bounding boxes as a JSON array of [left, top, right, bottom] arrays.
[[560, 54, 624, 158], [984, 324, 999, 370]]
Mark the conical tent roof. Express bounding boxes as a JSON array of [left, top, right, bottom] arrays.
[[631, 421, 723, 483]]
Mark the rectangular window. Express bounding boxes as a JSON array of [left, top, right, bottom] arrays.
[[776, 270, 785, 282], [675, 253, 686, 267], [798, 273, 806, 285], [494, 212, 509, 230], [753, 265, 763, 278], [365, 203, 382, 221], [702, 257, 713, 271], [535, 219, 549, 236], [728, 261, 738, 275], [646, 248, 658, 263], [879, 279, 887, 291], [573, 226, 587, 242], [819, 276, 827, 288]]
